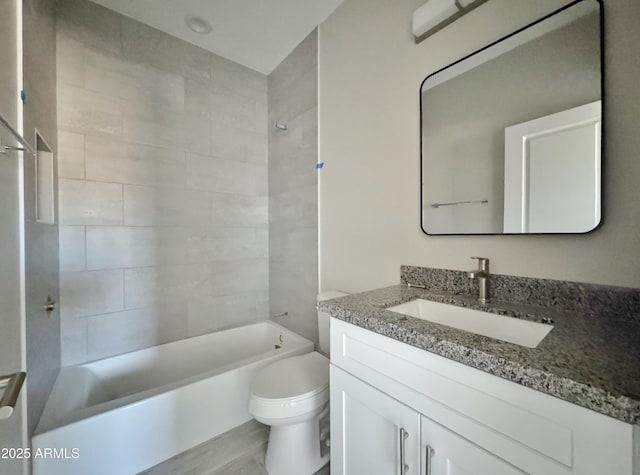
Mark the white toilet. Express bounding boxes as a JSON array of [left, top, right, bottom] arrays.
[[249, 291, 348, 475]]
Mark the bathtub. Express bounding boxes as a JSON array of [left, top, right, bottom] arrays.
[[32, 321, 313, 475]]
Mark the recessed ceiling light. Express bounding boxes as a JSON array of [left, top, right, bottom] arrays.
[[185, 16, 212, 35]]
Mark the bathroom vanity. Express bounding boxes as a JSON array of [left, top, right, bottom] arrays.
[[321, 270, 640, 475]]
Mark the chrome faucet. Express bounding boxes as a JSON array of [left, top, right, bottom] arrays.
[[468, 257, 490, 303]]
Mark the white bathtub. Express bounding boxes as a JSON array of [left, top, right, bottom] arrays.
[[32, 321, 313, 475]]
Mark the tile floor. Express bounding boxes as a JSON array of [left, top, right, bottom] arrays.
[[139, 420, 330, 475]]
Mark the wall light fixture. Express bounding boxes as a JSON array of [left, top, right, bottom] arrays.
[[412, 0, 489, 42]]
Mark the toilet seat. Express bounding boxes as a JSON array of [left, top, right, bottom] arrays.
[[250, 352, 329, 421]]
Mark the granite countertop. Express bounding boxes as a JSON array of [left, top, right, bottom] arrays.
[[319, 285, 640, 425]]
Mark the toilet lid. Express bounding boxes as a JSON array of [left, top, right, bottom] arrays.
[[251, 352, 329, 401]]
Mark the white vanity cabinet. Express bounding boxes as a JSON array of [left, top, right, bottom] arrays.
[[420, 415, 525, 475], [330, 318, 638, 475], [331, 366, 420, 474]]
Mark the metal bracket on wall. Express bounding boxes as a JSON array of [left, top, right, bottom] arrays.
[[0, 111, 35, 156]]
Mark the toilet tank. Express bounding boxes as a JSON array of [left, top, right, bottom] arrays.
[[317, 291, 349, 356]]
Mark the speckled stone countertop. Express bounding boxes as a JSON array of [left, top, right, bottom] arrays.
[[319, 284, 640, 425]]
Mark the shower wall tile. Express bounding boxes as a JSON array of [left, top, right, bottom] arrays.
[[86, 302, 188, 361], [57, 130, 85, 179], [23, 0, 60, 436], [186, 153, 268, 195], [211, 55, 268, 100], [85, 48, 185, 113], [56, 35, 85, 88], [85, 137, 187, 187], [59, 226, 86, 272], [185, 78, 256, 131], [60, 316, 87, 366], [270, 185, 317, 228], [56, 0, 122, 55], [187, 291, 269, 337], [60, 269, 124, 319], [268, 30, 319, 345], [59, 179, 123, 225], [270, 229, 318, 297], [58, 83, 123, 137], [124, 186, 212, 226], [209, 193, 268, 228], [121, 17, 211, 81], [57, 0, 269, 364], [269, 263, 318, 343], [86, 226, 187, 270], [255, 97, 269, 135], [210, 124, 268, 164], [269, 106, 317, 160], [269, 35, 317, 94], [210, 258, 270, 297], [124, 264, 213, 309], [269, 67, 318, 124], [187, 227, 268, 263], [269, 151, 317, 195], [122, 103, 210, 155]]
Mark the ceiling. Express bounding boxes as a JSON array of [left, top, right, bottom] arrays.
[[89, 0, 344, 74]]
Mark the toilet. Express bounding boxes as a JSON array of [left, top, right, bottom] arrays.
[[249, 291, 348, 475]]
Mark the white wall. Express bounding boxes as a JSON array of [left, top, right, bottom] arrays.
[[319, 0, 640, 292]]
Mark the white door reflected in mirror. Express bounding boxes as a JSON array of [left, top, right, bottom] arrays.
[[503, 100, 601, 233]]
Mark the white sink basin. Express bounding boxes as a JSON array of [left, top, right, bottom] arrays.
[[386, 299, 553, 348]]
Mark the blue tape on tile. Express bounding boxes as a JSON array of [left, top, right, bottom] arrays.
[[316, 162, 324, 169]]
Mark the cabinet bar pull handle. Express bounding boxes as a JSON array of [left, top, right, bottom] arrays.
[[425, 445, 435, 475], [400, 427, 410, 474]]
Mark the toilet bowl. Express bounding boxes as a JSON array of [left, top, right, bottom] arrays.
[[249, 352, 330, 475], [250, 291, 349, 475]]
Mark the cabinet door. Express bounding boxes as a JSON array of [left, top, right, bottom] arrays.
[[331, 365, 420, 475], [421, 415, 526, 475]]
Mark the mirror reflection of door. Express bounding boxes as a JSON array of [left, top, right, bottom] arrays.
[[503, 101, 601, 233]]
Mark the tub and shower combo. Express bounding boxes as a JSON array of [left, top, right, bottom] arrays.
[[32, 321, 313, 475]]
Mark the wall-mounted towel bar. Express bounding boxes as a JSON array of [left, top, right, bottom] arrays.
[[0, 371, 26, 420], [0, 111, 35, 156], [272, 312, 289, 318], [430, 199, 488, 208]]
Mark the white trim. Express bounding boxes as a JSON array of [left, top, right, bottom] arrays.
[[16, 0, 29, 471]]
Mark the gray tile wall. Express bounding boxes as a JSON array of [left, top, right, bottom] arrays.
[[56, 0, 269, 365], [23, 0, 60, 435], [268, 31, 319, 344]]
